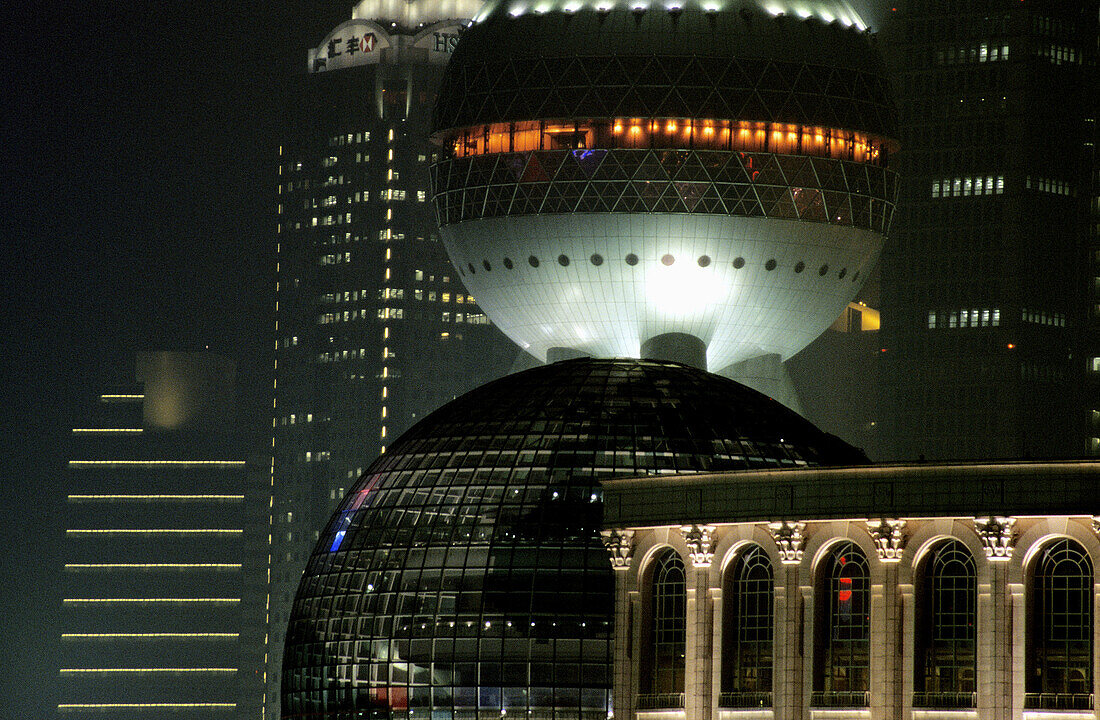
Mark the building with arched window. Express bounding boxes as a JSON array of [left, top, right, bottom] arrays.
[[602, 461, 1099, 719]]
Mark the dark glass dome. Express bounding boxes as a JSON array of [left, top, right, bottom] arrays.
[[282, 358, 866, 719]]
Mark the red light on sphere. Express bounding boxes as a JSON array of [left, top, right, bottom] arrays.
[[1007, 343, 1016, 350]]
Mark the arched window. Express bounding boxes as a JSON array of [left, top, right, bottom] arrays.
[[643, 549, 686, 702], [721, 544, 773, 707], [1026, 539, 1093, 709], [813, 541, 870, 707], [914, 540, 976, 707]]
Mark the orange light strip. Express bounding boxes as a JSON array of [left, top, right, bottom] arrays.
[[446, 118, 893, 165]]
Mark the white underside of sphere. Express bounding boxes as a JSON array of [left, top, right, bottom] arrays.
[[443, 213, 883, 370]]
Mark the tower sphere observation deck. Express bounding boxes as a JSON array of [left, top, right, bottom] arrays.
[[431, 0, 898, 371]]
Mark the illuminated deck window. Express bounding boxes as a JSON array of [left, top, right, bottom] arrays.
[[63, 598, 241, 604], [64, 563, 241, 570], [68, 460, 246, 468], [59, 703, 237, 710], [446, 118, 894, 166], [60, 667, 237, 674], [66, 529, 243, 535], [67, 494, 244, 502], [62, 633, 239, 639], [71, 428, 143, 434]]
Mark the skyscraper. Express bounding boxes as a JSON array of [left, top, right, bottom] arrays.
[[280, 0, 900, 716], [878, 0, 1099, 460], [59, 352, 265, 719], [269, 1, 519, 714]]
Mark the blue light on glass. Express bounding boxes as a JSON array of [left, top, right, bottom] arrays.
[[329, 530, 347, 552]]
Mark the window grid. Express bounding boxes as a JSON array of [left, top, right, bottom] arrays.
[[723, 544, 773, 697], [818, 542, 870, 695], [1029, 539, 1093, 698], [916, 541, 976, 702], [650, 550, 686, 696]]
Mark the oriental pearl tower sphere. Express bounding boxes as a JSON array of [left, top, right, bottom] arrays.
[[431, 0, 897, 386]]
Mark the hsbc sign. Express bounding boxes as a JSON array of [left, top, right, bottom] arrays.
[[308, 19, 390, 73]]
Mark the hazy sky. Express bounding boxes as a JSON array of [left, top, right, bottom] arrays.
[[0, 0, 893, 715]]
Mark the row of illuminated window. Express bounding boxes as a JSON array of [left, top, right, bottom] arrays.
[[1037, 43, 1081, 66], [329, 132, 371, 147], [318, 252, 352, 266], [927, 308, 1000, 329], [311, 213, 353, 227], [934, 42, 1009, 66], [277, 336, 299, 349], [1026, 176, 1074, 197], [279, 413, 314, 426], [303, 451, 332, 462], [383, 189, 429, 203], [1022, 308, 1066, 328], [449, 119, 892, 165], [317, 309, 490, 328], [931, 176, 1003, 198]]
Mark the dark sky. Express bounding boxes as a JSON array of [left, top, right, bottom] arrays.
[[0, 0, 894, 715], [0, 1, 345, 715]]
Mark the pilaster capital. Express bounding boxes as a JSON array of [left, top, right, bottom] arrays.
[[1092, 516, 1100, 537], [866, 519, 907, 562], [600, 528, 635, 571], [767, 521, 807, 565], [974, 516, 1016, 561], [679, 524, 718, 568]]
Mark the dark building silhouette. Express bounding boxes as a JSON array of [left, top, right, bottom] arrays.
[[878, 0, 1099, 460]]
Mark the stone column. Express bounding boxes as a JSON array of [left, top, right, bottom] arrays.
[[681, 525, 716, 720], [601, 529, 636, 720], [974, 517, 1016, 720], [868, 520, 906, 720], [768, 522, 807, 720]]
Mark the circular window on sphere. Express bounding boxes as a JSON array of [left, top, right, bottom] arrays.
[[733, 257, 746, 269], [838, 267, 847, 279], [528, 256, 539, 268], [765, 259, 777, 271], [697, 255, 711, 267], [503, 257, 514, 269], [558, 254, 570, 266], [794, 261, 805, 273], [625, 253, 639, 266], [483, 260, 492, 272], [818, 264, 829, 276], [661, 254, 675, 266], [590, 254, 604, 266]]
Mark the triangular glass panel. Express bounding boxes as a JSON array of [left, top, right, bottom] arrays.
[[634, 153, 670, 181], [759, 62, 790, 92], [673, 181, 708, 211], [792, 66, 824, 95], [595, 58, 633, 87], [672, 153, 709, 182], [767, 190, 798, 219], [792, 187, 826, 222], [822, 190, 850, 225]]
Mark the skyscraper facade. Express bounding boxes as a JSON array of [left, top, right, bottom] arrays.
[[878, 0, 1099, 461], [269, 2, 518, 714], [59, 352, 265, 719]]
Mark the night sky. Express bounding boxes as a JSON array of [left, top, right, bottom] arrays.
[[0, 1, 342, 714], [0, 0, 893, 716]]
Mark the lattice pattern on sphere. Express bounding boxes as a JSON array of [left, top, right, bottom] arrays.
[[435, 56, 896, 138], [282, 359, 867, 719], [432, 149, 897, 233]]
